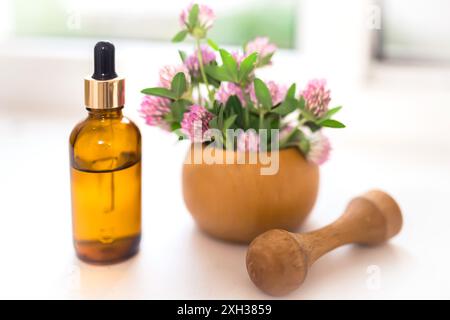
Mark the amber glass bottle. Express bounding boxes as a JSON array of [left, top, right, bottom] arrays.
[[69, 42, 141, 264]]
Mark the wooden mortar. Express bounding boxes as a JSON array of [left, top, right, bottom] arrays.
[[182, 144, 319, 243]]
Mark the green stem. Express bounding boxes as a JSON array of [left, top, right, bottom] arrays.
[[196, 83, 203, 105], [298, 117, 307, 126], [244, 108, 250, 129], [196, 39, 212, 100], [259, 111, 265, 130], [279, 127, 297, 148], [241, 85, 251, 129]]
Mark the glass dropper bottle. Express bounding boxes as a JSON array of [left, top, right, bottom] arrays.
[[69, 41, 142, 264]]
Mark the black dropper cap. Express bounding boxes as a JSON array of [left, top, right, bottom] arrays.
[[92, 41, 118, 80]]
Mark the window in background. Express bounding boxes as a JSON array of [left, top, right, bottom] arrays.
[[12, 0, 298, 49], [379, 0, 450, 63]]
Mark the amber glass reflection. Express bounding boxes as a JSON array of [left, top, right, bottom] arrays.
[[69, 107, 141, 264]]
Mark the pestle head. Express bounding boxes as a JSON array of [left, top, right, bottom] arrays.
[[246, 229, 308, 296], [361, 190, 403, 240]]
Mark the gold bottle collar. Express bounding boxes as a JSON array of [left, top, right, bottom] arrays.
[[84, 77, 125, 109]]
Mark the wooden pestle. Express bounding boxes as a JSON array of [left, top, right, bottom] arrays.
[[246, 190, 403, 296]]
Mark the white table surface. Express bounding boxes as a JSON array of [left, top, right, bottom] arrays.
[[0, 111, 449, 300], [1, 38, 450, 299]]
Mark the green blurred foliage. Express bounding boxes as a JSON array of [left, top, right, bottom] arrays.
[[210, 4, 297, 49], [12, 0, 297, 49], [13, 0, 68, 37]]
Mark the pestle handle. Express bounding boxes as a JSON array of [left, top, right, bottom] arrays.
[[296, 190, 402, 264], [246, 190, 403, 296]]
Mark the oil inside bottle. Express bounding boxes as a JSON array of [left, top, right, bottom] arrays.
[[70, 156, 141, 264]]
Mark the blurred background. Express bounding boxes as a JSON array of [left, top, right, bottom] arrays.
[[0, 0, 450, 299], [2, 0, 450, 141]]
